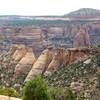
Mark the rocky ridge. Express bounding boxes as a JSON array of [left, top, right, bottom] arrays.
[[0, 44, 36, 90], [45, 51, 100, 99], [0, 44, 100, 99]]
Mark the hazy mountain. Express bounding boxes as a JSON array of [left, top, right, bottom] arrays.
[[64, 8, 100, 17]]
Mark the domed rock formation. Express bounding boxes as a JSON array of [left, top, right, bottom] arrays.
[[47, 48, 65, 71], [25, 48, 53, 82], [73, 27, 90, 48], [8, 45, 19, 55], [12, 44, 27, 61], [44, 48, 65, 76], [14, 48, 36, 76]]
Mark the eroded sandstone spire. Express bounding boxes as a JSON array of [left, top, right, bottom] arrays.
[[25, 48, 53, 82], [73, 27, 90, 48]]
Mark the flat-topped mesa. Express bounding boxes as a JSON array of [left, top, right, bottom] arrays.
[[25, 48, 53, 82], [14, 48, 36, 76], [73, 27, 91, 48]]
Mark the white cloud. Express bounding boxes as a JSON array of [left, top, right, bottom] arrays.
[[0, 0, 99, 15]]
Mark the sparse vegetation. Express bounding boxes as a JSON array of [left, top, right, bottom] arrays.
[[0, 87, 20, 97], [23, 76, 50, 100], [45, 53, 100, 99]]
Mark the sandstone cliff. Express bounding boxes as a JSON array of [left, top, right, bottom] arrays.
[[14, 48, 36, 76], [25, 48, 53, 81], [73, 27, 90, 48], [12, 44, 27, 61]]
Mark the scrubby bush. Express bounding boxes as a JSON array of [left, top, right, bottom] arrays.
[[48, 87, 65, 100], [96, 73, 100, 88], [23, 76, 50, 100], [64, 89, 76, 100], [0, 87, 19, 97], [48, 87, 76, 100], [97, 43, 100, 47]]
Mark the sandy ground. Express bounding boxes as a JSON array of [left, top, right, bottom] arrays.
[[0, 95, 21, 100]]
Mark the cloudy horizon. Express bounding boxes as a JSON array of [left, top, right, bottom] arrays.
[[0, 0, 100, 16]]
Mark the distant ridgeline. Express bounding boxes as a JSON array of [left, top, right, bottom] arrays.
[[0, 8, 100, 49], [64, 8, 100, 18], [1, 17, 100, 27], [1, 8, 100, 27]]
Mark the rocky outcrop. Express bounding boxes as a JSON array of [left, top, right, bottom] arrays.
[[73, 28, 90, 48], [45, 47, 91, 76], [14, 48, 36, 76], [65, 47, 90, 64], [46, 48, 65, 71], [12, 44, 27, 61], [45, 51, 100, 99], [25, 48, 53, 81], [0, 44, 36, 89], [70, 81, 84, 91]]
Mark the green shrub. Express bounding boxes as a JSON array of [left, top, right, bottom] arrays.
[[48, 87, 76, 100], [0, 87, 19, 97], [65, 89, 76, 100], [48, 87, 65, 100], [97, 44, 100, 47], [96, 73, 100, 88], [23, 76, 50, 100]]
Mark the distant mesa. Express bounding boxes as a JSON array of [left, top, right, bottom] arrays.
[[64, 8, 100, 18]]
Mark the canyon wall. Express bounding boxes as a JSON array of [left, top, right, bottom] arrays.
[[0, 23, 100, 54]]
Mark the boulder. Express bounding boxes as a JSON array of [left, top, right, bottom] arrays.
[[70, 81, 84, 91]]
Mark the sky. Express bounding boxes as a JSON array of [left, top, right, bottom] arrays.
[[0, 0, 100, 16]]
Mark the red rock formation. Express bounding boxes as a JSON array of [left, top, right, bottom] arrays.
[[64, 48, 90, 64], [73, 28, 91, 48], [25, 48, 53, 81], [12, 44, 27, 61], [14, 48, 36, 75], [46, 48, 65, 71]]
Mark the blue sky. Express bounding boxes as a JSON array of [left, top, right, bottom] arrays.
[[0, 0, 100, 16]]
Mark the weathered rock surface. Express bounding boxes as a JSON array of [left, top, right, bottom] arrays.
[[14, 48, 36, 75], [0, 95, 21, 100], [25, 48, 53, 81], [0, 44, 36, 90], [46, 48, 65, 71], [45, 51, 100, 99], [73, 28, 90, 48], [12, 44, 27, 61]]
